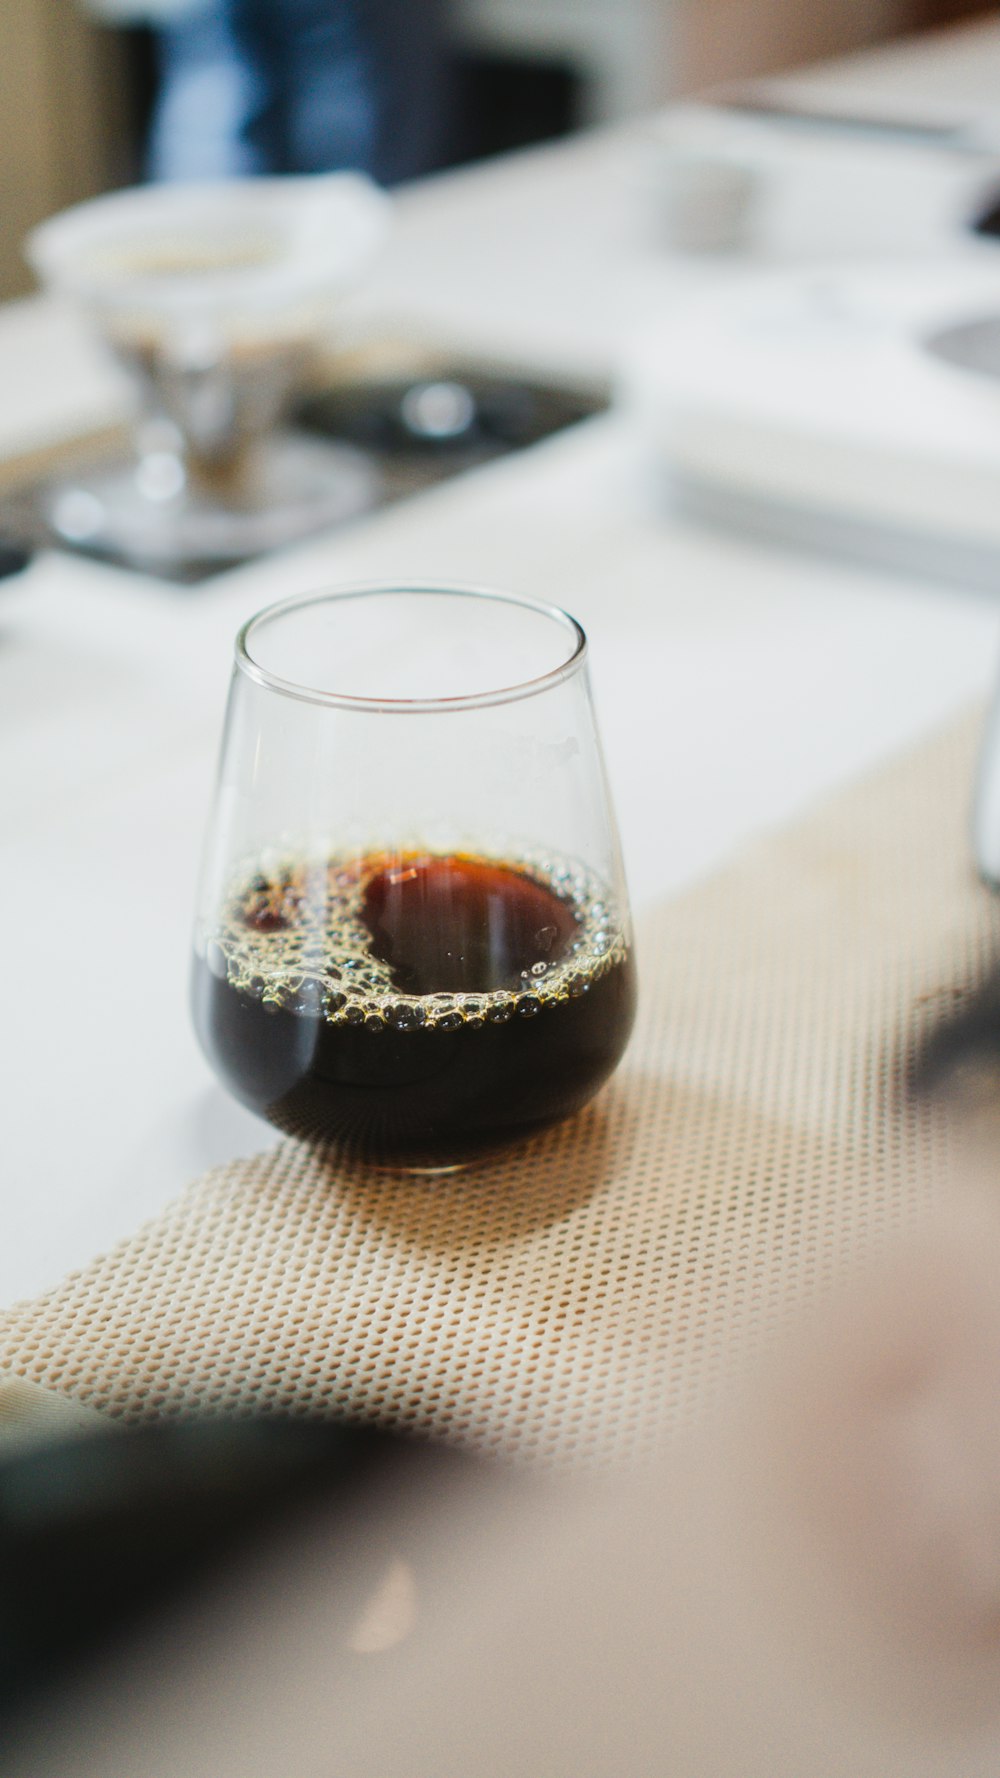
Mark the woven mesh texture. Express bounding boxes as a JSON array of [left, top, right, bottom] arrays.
[[2, 711, 998, 1467]]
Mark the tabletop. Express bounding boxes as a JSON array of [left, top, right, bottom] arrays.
[[5, 19, 1000, 1310]]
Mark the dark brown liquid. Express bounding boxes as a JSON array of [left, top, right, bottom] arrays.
[[192, 851, 636, 1162]]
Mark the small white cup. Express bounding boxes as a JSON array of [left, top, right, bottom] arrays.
[[650, 147, 760, 254]]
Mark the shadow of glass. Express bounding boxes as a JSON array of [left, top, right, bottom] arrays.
[[293, 1075, 648, 1253]]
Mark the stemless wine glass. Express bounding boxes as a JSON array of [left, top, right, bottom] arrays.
[[192, 584, 636, 1167]]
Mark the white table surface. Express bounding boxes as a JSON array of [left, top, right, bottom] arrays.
[[5, 26, 1000, 1310]]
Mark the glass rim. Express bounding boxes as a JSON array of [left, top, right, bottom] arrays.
[[235, 582, 589, 713]]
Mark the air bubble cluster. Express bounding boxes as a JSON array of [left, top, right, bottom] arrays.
[[203, 849, 629, 1032]]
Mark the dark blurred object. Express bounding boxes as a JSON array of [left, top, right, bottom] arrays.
[[297, 367, 602, 472], [451, 51, 582, 164], [0, 1414, 466, 1730], [0, 541, 31, 581], [910, 970, 1000, 1101], [970, 187, 1000, 238], [102, 19, 582, 193], [129, 0, 454, 184], [904, 0, 995, 27], [0, 362, 606, 584]]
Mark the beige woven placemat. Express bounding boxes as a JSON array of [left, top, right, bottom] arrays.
[[2, 710, 997, 1467]]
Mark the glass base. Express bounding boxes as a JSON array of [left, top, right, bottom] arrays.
[[365, 1157, 474, 1177], [43, 432, 379, 573]]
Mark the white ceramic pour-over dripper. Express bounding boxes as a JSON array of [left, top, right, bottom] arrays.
[[26, 174, 390, 567]]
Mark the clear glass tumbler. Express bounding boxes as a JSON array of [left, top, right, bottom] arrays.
[[192, 584, 636, 1166]]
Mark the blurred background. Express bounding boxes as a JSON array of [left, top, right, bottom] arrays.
[[1, 0, 990, 301]]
